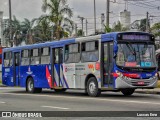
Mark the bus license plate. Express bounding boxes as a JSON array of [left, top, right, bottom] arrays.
[[137, 81, 144, 85]]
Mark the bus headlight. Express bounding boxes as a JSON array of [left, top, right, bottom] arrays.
[[155, 73, 158, 77]]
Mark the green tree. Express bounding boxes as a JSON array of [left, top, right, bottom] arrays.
[[151, 22, 160, 37], [112, 21, 128, 32], [42, 0, 73, 40], [34, 17, 52, 42], [104, 24, 111, 33], [77, 29, 84, 37], [21, 18, 36, 44], [139, 18, 147, 32]]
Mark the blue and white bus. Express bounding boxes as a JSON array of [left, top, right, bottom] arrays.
[[2, 32, 158, 97]]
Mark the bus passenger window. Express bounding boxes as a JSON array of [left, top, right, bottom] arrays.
[[21, 50, 30, 66], [4, 52, 12, 67], [64, 44, 80, 63], [31, 49, 40, 65], [81, 41, 99, 62], [40, 47, 50, 64]]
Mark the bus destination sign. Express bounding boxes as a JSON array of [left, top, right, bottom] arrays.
[[122, 35, 150, 41]]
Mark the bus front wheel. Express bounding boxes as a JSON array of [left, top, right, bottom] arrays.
[[121, 89, 135, 96], [26, 77, 42, 93], [87, 77, 101, 97]]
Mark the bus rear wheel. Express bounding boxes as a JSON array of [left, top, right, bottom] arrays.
[[87, 77, 101, 97], [121, 89, 135, 96], [26, 77, 42, 93]]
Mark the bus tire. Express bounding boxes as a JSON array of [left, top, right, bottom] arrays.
[[54, 89, 66, 92], [26, 77, 42, 93], [87, 77, 101, 97], [121, 89, 135, 96]]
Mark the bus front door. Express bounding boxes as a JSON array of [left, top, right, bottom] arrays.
[[52, 48, 63, 88], [101, 42, 114, 88], [13, 52, 20, 86]]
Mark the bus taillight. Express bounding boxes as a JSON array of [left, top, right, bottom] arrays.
[[95, 62, 100, 70]]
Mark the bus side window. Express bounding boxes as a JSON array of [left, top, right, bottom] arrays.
[[21, 50, 30, 66], [64, 44, 80, 63], [4, 52, 12, 67], [31, 49, 40, 65], [40, 47, 50, 64], [81, 41, 99, 62]]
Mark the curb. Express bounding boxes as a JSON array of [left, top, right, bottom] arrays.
[[0, 84, 7, 87], [135, 91, 160, 95]]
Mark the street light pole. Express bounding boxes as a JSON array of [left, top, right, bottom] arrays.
[[106, 0, 110, 27], [9, 0, 12, 47], [94, 0, 96, 34]]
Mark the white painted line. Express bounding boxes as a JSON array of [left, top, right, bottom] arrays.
[[1, 92, 160, 105], [0, 101, 5, 104], [0, 88, 22, 90], [41, 106, 69, 110]]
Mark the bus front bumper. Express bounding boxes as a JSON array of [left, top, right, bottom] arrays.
[[115, 76, 157, 89]]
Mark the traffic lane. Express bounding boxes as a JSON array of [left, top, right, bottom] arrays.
[[0, 88, 160, 111], [1, 87, 160, 103]]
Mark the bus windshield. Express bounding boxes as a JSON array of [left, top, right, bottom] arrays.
[[116, 43, 156, 68]]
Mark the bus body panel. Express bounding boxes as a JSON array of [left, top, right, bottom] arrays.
[[20, 65, 50, 88], [2, 67, 14, 86]]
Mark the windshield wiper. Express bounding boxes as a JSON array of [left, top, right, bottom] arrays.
[[126, 41, 136, 55]]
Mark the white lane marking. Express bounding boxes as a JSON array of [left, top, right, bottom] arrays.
[[41, 106, 69, 110], [0, 101, 5, 104], [0, 88, 22, 90], [1, 92, 160, 105]]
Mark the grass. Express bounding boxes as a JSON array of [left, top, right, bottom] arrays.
[[0, 80, 2, 85]]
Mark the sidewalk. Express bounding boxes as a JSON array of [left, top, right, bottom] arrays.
[[135, 88, 160, 95], [0, 84, 6, 87]]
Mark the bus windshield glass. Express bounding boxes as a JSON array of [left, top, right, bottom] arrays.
[[116, 43, 156, 68]]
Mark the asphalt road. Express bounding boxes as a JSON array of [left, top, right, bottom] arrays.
[[0, 87, 160, 120]]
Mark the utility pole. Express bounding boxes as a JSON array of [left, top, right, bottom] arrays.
[[86, 19, 88, 36], [106, 0, 110, 27], [75, 23, 78, 37], [101, 13, 105, 32], [146, 12, 149, 32], [94, 0, 96, 34], [78, 16, 85, 36], [9, 0, 12, 47]]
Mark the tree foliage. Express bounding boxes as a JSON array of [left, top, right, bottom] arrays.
[[41, 0, 73, 40], [151, 22, 160, 37]]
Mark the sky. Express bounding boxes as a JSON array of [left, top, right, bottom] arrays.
[[0, 0, 160, 34]]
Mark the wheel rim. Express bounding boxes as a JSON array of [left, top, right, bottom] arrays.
[[28, 80, 33, 91], [89, 81, 96, 94]]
